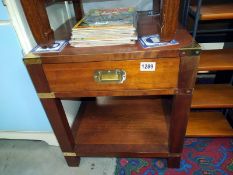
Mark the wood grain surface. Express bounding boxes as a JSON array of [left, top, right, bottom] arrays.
[[26, 64, 51, 93], [198, 49, 233, 71], [178, 55, 200, 89], [192, 84, 233, 108], [30, 15, 193, 64], [186, 111, 233, 137], [43, 58, 180, 94], [160, 0, 181, 41], [20, 0, 55, 47], [73, 97, 169, 157], [55, 89, 176, 98], [190, 2, 233, 20]]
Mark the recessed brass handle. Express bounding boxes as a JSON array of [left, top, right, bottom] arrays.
[[94, 69, 126, 84]]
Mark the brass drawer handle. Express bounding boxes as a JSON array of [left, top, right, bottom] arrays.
[[94, 69, 126, 84]]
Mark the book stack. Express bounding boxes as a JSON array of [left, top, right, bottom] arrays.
[[69, 7, 137, 47]]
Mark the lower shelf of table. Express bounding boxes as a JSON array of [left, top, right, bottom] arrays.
[[72, 96, 170, 157], [186, 111, 233, 137]]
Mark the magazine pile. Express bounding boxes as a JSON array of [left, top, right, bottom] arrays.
[[69, 7, 138, 47]]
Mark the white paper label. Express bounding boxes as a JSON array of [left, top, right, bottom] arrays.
[[140, 62, 156, 71]]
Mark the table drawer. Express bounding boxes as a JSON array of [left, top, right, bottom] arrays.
[[43, 58, 180, 93]]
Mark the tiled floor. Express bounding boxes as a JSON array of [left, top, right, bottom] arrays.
[[0, 140, 116, 175]]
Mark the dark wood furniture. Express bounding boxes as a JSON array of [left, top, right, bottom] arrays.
[[21, 0, 200, 168]]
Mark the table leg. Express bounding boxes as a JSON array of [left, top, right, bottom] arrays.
[[167, 50, 200, 168], [25, 64, 80, 166], [41, 98, 80, 166], [168, 93, 192, 168], [167, 156, 181, 168]]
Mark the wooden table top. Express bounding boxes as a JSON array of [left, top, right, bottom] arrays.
[[25, 15, 194, 64]]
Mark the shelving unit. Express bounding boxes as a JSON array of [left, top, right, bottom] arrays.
[[182, 0, 233, 41], [186, 49, 233, 137], [183, 1, 233, 137], [20, 0, 200, 168]]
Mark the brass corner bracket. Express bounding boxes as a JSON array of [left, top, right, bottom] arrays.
[[180, 41, 202, 56], [63, 152, 77, 157], [37, 92, 55, 99], [23, 53, 42, 65]]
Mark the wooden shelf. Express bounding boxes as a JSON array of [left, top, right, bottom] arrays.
[[190, 3, 233, 20], [186, 111, 233, 137], [72, 96, 169, 157], [191, 84, 233, 108], [198, 49, 233, 71], [32, 14, 193, 64]]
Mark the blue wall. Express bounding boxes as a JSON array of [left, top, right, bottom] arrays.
[[0, 2, 9, 20], [0, 4, 51, 131]]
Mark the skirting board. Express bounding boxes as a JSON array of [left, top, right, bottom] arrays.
[[0, 131, 59, 146]]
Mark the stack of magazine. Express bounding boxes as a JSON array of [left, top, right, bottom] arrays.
[[69, 7, 138, 47]]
